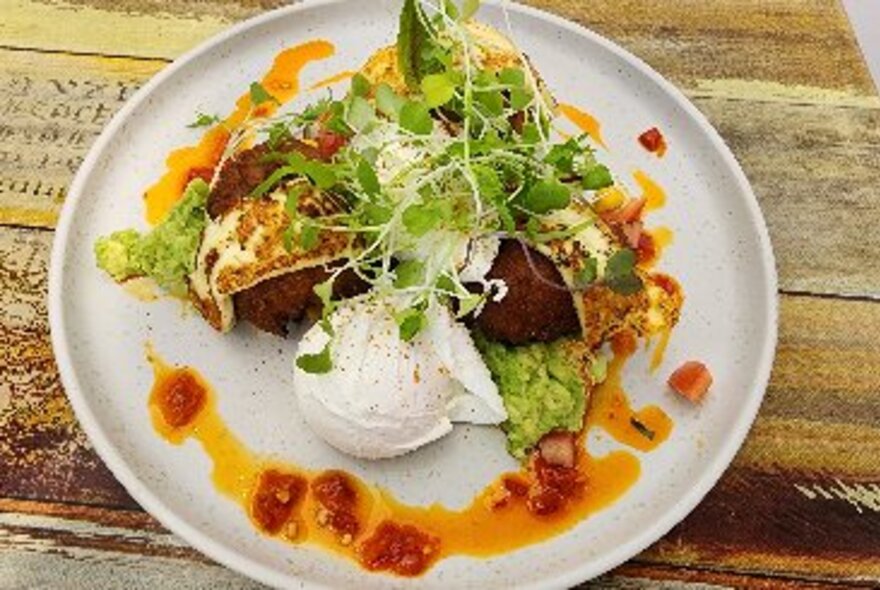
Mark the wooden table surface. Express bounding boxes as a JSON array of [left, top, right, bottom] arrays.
[[2, 0, 879, 588]]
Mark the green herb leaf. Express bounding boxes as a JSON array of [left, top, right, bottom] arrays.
[[605, 248, 643, 294], [475, 88, 504, 117], [187, 112, 221, 129], [582, 164, 613, 190], [402, 199, 452, 236], [299, 219, 320, 251], [347, 95, 375, 130], [397, 0, 434, 89], [524, 179, 571, 214], [284, 184, 305, 217], [375, 83, 407, 119], [456, 293, 483, 318], [574, 256, 598, 288], [442, 0, 459, 20], [395, 308, 426, 342], [509, 87, 533, 110], [357, 159, 380, 195], [630, 417, 655, 440], [399, 101, 434, 134], [499, 67, 525, 87], [249, 82, 277, 106], [544, 139, 580, 174], [351, 73, 371, 97], [421, 73, 456, 108], [296, 344, 333, 374], [282, 224, 297, 253], [394, 259, 425, 288]]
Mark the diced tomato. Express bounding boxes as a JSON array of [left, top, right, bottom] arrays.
[[668, 361, 713, 402], [636, 231, 656, 264], [316, 129, 347, 160], [638, 127, 667, 156], [620, 221, 643, 249], [600, 196, 646, 224], [538, 431, 576, 468]]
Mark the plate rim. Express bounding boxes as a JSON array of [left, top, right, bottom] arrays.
[[48, 1, 779, 588]]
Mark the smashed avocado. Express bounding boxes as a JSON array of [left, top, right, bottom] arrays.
[[475, 334, 589, 459], [94, 179, 208, 297]]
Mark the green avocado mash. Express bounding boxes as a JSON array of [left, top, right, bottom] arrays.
[[475, 334, 590, 459], [94, 179, 209, 297]]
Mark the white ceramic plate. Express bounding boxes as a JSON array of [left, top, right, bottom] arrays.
[[49, 1, 778, 588]]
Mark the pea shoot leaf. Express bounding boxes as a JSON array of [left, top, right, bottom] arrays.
[[357, 159, 380, 195], [296, 344, 333, 374], [249, 82, 278, 106], [399, 101, 434, 134], [187, 113, 221, 129], [421, 73, 456, 108], [523, 179, 571, 214], [394, 260, 425, 288]]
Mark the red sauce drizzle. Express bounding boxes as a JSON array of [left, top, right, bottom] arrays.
[[359, 521, 440, 577], [154, 369, 206, 428], [312, 470, 361, 541], [251, 469, 307, 535]]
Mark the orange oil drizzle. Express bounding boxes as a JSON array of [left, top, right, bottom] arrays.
[[310, 69, 357, 90], [588, 334, 672, 452], [146, 339, 670, 575], [558, 103, 607, 149], [633, 169, 666, 212], [142, 40, 335, 225]]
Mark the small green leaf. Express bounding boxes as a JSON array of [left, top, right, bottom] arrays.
[[284, 185, 304, 217], [394, 259, 425, 288], [249, 82, 277, 106], [402, 200, 452, 236], [509, 87, 533, 110], [395, 308, 426, 342], [435, 274, 457, 294], [187, 112, 221, 129], [421, 73, 456, 108], [582, 164, 613, 190], [397, 0, 435, 89], [521, 122, 541, 143], [375, 83, 406, 119], [456, 293, 483, 318], [364, 202, 393, 225], [605, 248, 643, 294], [282, 224, 297, 253], [299, 220, 320, 251], [296, 344, 333, 374], [475, 88, 504, 117], [351, 73, 371, 97], [499, 67, 525, 87], [347, 96, 375, 130], [574, 256, 598, 288], [399, 101, 434, 134], [544, 139, 580, 174], [442, 0, 459, 20], [524, 179, 571, 214], [357, 159, 380, 195]]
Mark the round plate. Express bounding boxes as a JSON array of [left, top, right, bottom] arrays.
[[49, 1, 778, 588]]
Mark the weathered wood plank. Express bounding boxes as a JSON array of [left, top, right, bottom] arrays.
[[0, 48, 164, 229], [0, 227, 134, 508], [2, 223, 879, 583], [4, 0, 875, 99], [1, 499, 872, 589], [1, 47, 879, 295]]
